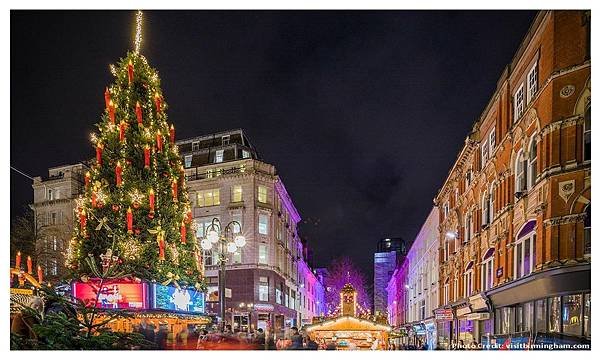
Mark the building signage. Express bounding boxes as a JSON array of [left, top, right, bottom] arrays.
[[151, 284, 205, 313], [456, 306, 472, 317], [465, 312, 490, 321], [72, 281, 148, 309], [434, 308, 453, 321], [253, 303, 275, 312], [496, 267, 503, 278]]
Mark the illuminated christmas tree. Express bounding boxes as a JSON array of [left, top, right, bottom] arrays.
[[66, 11, 203, 287]]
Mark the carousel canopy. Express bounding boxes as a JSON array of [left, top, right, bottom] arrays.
[[304, 315, 392, 333]]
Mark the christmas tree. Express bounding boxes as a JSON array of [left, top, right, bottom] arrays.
[[66, 12, 202, 287]]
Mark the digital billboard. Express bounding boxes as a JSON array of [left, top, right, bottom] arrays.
[[72, 281, 148, 309], [152, 284, 205, 313]]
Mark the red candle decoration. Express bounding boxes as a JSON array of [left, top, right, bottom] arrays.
[[119, 121, 126, 142], [180, 222, 187, 244], [79, 209, 87, 230], [15, 251, 21, 269], [144, 145, 150, 169], [116, 162, 123, 187], [169, 124, 175, 144], [127, 207, 133, 234], [104, 87, 111, 110], [172, 180, 178, 202], [108, 100, 115, 124], [158, 237, 165, 261], [27, 256, 32, 274], [85, 172, 91, 189], [156, 131, 163, 152], [96, 143, 103, 166], [154, 92, 162, 113], [149, 188, 155, 213], [37, 266, 43, 284], [91, 191, 97, 208], [135, 101, 143, 126], [128, 60, 134, 84], [186, 210, 192, 224]]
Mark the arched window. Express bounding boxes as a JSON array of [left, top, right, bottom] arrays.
[[584, 104, 591, 161], [482, 190, 490, 226], [464, 211, 472, 243], [528, 135, 538, 189], [514, 220, 536, 279], [489, 182, 496, 223], [515, 150, 527, 194], [464, 262, 474, 297], [481, 248, 495, 291]]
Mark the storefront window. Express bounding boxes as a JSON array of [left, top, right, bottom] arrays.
[[535, 299, 547, 333], [458, 319, 474, 344], [516, 302, 533, 332], [548, 297, 561, 333], [496, 307, 514, 334], [562, 294, 582, 336], [584, 293, 591, 338]]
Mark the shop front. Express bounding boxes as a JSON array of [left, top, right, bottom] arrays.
[[434, 308, 454, 349], [423, 318, 437, 349], [484, 263, 591, 349], [304, 316, 392, 350]]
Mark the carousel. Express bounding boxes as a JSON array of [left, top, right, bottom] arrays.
[[304, 283, 391, 350]]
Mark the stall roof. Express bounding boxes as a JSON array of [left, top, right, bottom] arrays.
[[304, 316, 392, 332]]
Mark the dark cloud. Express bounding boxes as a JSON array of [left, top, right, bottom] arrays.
[[11, 10, 537, 281]]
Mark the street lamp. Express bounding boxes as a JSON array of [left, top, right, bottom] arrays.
[[200, 217, 246, 332]]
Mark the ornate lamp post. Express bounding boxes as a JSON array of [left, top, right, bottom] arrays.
[[200, 218, 246, 332]]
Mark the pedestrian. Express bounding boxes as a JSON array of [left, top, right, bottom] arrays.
[[289, 327, 303, 350], [305, 336, 319, 350], [155, 322, 168, 349]]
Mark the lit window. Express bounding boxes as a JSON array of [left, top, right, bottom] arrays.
[[489, 128, 496, 154], [192, 141, 199, 151], [258, 244, 268, 264], [453, 278, 458, 301], [276, 288, 282, 304], [50, 259, 58, 276], [258, 186, 267, 203], [231, 185, 243, 202], [527, 63, 538, 104], [197, 189, 220, 207], [443, 202, 449, 219], [222, 135, 230, 146], [514, 232, 536, 279], [482, 191, 489, 226], [515, 150, 527, 194], [184, 155, 192, 168], [232, 250, 241, 264], [464, 212, 472, 242], [215, 150, 224, 163], [463, 269, 473, 297], [259, 284, 269, 301], [481, 252, 494, 291], [528, 136, 538, 189], [489, 183, 495, 223], [52, 236, 57, 251], [481, 141, 488, 168], [195, 217, 219, 238], [242, 150, 250, 159], [47, 189, 53, 201], [514, 84, 525, 120], [258, 214, 269, 235]]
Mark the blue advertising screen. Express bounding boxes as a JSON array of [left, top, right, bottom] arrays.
[[152, 284, 205, 313]]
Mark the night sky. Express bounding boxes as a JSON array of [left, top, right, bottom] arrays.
[[11, 10, 537, 282]]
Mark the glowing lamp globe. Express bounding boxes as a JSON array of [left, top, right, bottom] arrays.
[[226, 242, 237, 253], [200, 238, 212, 250], [207, 230, 219, 243], [234, 235, 246, 248]]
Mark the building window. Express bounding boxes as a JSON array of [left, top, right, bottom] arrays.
[[257, 186, 267, 203], [197, 189, 220, 207], [527, 63, 538, 103], [465, 169, 472, 189], [259, 284, 269, 302], [496, 307, 515, 334], [548, 296, 561, 333], [50, 259, 58, 276], [222, 135, 230, 146], [203, 250, 213, 266], [535, 298, 547, 333], [481, 252, 494, 291], [489, 128, 496, 154], [420, 300, 425, 320], [584, 105, 591, 161], [482, 191, 490, 226], [52, 236, 57, 251], [215, 149, 224, 163], [489, 183, 495, 223], [47, 189, 53, 201], [463, 270, 473, 297], [242, 150, 250, 159], [514, 84, 525, 121], [562, 294, 583, 336], [276, 288, 282, 304], [514, 232, 535, 279], [515, 150, 527, 194], [231, 185, 243, 202], [481, 141, 488, 169], [584, 293, 591, 337], [184, 155, 192, 168], [516, 302, 534, 332], [454, 188, 459, 206], [464, 212, 472, 243], [453, 278, 458, 301], [51, 212, 57, 225], [232, 250, 242, 264], [443, 201, 449, 219], [258, 244, 268, 264], [584, 205, 591, 256], [192, 141, 199, 151], [195, 217, 219, 239], [258, 214, 269, 235], [528, 136, 538, 189], [444, 241, 449, 262]]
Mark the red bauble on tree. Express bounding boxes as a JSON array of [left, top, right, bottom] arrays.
[[135, 101, 143, 126], [115, 161, 123, 187]]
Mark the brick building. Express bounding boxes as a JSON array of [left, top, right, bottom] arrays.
[[434, 10, 591, 347]]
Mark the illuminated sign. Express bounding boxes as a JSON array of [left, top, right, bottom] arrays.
[[253, 303, 275, 312], [151, 284, 205, 313], [434, 308, 453, 321], [72, 281, 148, 309]]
